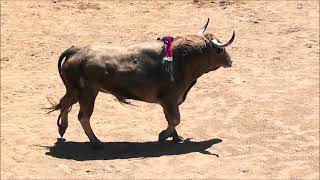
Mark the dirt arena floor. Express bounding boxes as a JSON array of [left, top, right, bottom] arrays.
[[1, 0, 319, 179]]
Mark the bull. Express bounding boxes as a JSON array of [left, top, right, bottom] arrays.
[[48, 18, 235, 148]]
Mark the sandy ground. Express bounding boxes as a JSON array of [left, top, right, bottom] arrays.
[[1, 0, 319, 179]]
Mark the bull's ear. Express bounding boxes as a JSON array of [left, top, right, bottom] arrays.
[[197, 18, 210, 35]]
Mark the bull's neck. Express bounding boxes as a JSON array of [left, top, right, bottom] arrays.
[[180, 55, 212, 83]]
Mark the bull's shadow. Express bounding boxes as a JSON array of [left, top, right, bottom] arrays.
[[43, 138, 222, 161]]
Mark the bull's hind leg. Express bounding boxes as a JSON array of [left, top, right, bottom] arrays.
[[57, 91, 77, 137], [158, 99, 183, 143], [77, 89, 102, 149]]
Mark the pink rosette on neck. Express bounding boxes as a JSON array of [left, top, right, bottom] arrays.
[[157, 36, 175, 63]]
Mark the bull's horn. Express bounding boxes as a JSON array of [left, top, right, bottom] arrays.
[[197, 18, 210, 35], [212, 31, 235, 48]]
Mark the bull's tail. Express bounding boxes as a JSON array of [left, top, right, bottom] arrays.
[[58, 46, 81, 87], [46, 46, 81, 137], [46, 46, 80, 114]]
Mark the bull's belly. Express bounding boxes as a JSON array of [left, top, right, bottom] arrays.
[[89, 63, 162, 103], [99, 84, 159, 104]]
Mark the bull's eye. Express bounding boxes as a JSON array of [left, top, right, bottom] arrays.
[[216, 48, 223, 54]]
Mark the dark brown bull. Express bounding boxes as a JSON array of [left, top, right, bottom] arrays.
[[48, 18, 235, 148]]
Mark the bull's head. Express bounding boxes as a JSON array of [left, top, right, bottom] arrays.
[[198, 18, 235, 68]]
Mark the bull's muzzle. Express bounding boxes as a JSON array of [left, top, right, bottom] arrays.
[[224, 60, 233, 68]]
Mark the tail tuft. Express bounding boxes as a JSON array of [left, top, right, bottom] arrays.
[[45, 96, 61, 114], [115, 96, 137, 106]]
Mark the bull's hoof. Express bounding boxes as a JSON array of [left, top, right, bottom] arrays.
[[172, 135, 184, 143], [58, 127, 67, 138], [158, 130, 169, 142], [158, 129, 182, 142], [171, 130, 184, 143], [91, 141, 104, 150]]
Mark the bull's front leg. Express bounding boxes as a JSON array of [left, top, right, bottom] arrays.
[[158, 99, 184, 143]]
